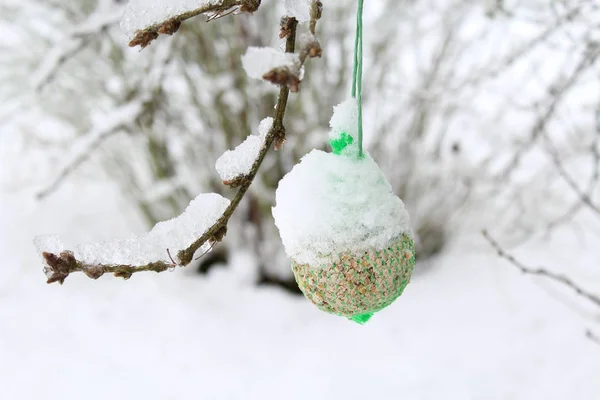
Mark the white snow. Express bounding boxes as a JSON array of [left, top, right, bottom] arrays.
[[329, 97, 360, 156], [2, 180, 600, 400], [241, 47, 301, 80], [272, 149, 411, 267], [120, 0, 222, 37], [215, 117, 273, 182], [34, 192, 229, 267], [298, 31, 318, 48], [285, 0, 312, 22]]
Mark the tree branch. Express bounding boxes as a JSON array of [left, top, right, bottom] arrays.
[[36, 100, 146, 200], [542, 131, 600, 218], [267, 10, 322, 93], [586, 329, 600, 346], [128, 0, 261, 49], [42, 16, 304, 284], [35, 1, 260, 90], [177, 18, 298, 266], [482, 230, 600, 308], [309, 0, 323, 35], [33, 8, 122, 91], [494, 43, 599, 183]]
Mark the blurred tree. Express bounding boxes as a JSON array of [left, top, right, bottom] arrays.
[[1, 0, 598, 289]]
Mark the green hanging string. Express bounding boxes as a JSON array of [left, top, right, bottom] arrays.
[[328, 0, 364, 158], [352, 0, 364, 159]]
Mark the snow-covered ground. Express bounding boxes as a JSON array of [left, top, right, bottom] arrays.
[[1, 176, 599, 400]]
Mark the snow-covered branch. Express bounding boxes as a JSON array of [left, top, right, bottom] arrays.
[[240, 1, 322, 92], [37, 193, 230, 283], [38, 16, 305, 284], [122, 0, 261, 49], [242, 15, 321, 92], [216, 117, 274, 187]]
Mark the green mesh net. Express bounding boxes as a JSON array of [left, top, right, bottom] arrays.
[[330, 132, 354, 155], [292, 233, 415, 324]]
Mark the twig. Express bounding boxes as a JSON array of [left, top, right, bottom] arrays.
[[460, 4, 585, 89], [544, 136, 599, 231], [33, 39, 88, 92], [38, 36, 176, 200], [586, 330, 600, 346], [128, 0, 260, 49], [272, 12, 322, 92], [35, 1, 258, 89], [495, 44, 599, 183], [166, 249, 176, 265], [543, 132, 600, 218], [42, 17, 303, 284], [195, 242, 217, 261], [309, 1, 323, 35], [42, 251, 173, 283], [482, 230, 600, 308], [36, 100, 145, 200], [33, 8, 122, 91]]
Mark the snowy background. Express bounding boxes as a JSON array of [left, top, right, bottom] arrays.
[[1, 0, 600, 399]]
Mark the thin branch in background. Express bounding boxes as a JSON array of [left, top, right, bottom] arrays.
[[544, 135, 600, 232], [482, 230, 600, 308], [495, 44, 599, 183], [32, 8, 122, 91], [586, 330, 600, 346], [33, 39, 88, 91], [36, 100, 146, 200], [37, 37, 176, 201], [542, 131, 600, 218], [461, 4, 585, 89]]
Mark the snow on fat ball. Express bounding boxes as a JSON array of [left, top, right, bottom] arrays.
[[216, 118, 273, 185], [272, 150, 411, 267], [34, 193, 230, 269]]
